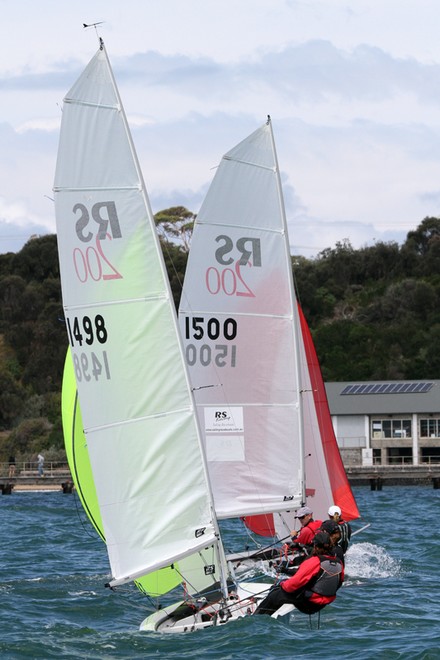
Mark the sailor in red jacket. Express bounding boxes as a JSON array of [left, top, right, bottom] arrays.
[[255, 531, 344, 616], [291, 505, 322, 546]]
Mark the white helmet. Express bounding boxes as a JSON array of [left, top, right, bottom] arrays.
[[328, 505, 342, 517]]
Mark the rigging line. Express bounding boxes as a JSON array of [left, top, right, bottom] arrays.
[[169, 556, 218, 600], [72, 488, 98, 539], [109, 583, 159, 612], [156, 233, 188, 304], [235, 531, 292, 557], [71, 390, 105, 542]]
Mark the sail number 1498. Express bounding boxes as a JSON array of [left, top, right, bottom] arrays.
[[184, 316, 237, 368], [66, 314, 111, 382]]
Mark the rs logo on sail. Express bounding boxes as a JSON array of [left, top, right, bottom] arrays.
[[74, 201, 122, 242], [205, 235, 261, 298], [215, 235, 261, 266], [70, 201, 123, 283], [215, 411, 231, 421]]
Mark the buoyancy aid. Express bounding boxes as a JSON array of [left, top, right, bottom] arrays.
[[306, 555, 343, 597], [338, 521, 351, 553]]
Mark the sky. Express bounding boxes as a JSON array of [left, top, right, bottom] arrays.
[[2, 0, 440, 257]]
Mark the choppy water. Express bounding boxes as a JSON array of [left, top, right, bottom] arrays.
[[1, 486, 439, 659]]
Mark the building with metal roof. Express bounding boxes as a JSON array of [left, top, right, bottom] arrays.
[[324, 380, 440, 467]]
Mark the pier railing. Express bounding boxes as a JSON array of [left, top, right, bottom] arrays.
[[0, 461, 71, 478]]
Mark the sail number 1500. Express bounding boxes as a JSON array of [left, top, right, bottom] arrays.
[[184, 316, 237, 368], [184, 316, 237, 341]]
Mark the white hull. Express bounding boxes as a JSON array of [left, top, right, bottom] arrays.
[[139, 582, 272, 633]]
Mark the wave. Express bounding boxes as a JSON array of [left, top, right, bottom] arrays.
[[344, 541, 401, 581]]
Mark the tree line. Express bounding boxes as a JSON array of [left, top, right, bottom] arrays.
[[0, 209, 439, 461]]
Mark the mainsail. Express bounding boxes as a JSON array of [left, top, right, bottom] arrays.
[[179, 118, 359, 538], [54, 41, 223, 588], [179, 118, 305, 520]]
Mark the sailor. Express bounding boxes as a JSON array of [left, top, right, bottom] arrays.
[[255, 531, 344, 616], [290, 506, 322, 546], [275, 506, 324, 575], [319, 520, 345, 564], [328, 505, 352, 553]]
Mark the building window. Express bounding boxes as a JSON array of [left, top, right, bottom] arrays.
[[420, 419, 440, 438], [420, 448, 440, 464], [372, 419, 412, 439], [387, 448, 412, 465]]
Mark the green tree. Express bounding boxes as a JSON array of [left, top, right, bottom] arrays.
[[0, 370, 26, 430], [155, 206, 196, 253], [403, 216, 440, 256]]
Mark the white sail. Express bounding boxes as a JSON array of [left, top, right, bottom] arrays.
[[54, 42, 220, 586], [179, 119, 305, 519]]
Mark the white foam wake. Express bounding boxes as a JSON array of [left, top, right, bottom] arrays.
[[345, 541, 401, 580]]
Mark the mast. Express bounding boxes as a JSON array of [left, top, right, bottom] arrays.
[[267, 116, 306, 506]]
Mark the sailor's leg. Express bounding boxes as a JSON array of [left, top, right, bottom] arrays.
[[254, 585, 292, 615]]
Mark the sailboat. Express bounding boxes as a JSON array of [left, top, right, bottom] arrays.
[[55, 40, 273, 633], [178, 117, 359, 570]]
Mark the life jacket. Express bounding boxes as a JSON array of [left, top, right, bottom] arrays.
[[338, 521, 351, 553], [306, 555, 343, 597]]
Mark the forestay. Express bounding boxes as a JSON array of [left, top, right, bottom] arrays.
[[54, 42, 219, 586], [179, 119, 305, 519]]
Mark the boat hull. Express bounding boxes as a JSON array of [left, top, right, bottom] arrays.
[[139, 582, 272, 633]]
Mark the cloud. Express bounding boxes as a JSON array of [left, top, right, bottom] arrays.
[[16, 118, 60, 134], [2, 36, 440, 257]]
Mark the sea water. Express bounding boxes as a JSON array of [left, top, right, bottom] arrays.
[[1, 486, 439, 659]]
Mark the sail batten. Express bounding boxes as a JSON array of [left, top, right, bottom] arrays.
[[53, 186, 141, 192], [180, 308, 294, 320], [223, 156, 276, 172], [83, 405, 197, 434], [64, 99, 120, 111], [64, 294, 169, 311], [195, 220, 285, 234]]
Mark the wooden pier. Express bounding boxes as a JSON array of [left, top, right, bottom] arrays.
[[2, 464, 440, 494], [0, 469, 74, 494], [345, 464, 440, 489]]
